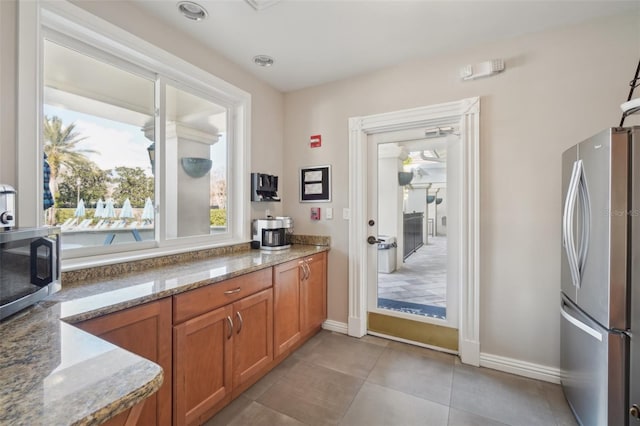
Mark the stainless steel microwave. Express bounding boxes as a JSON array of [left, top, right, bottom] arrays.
[[0, 227, 61, 320]]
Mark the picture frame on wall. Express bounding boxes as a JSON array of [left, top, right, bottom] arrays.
[[300, 165, 331, 202]]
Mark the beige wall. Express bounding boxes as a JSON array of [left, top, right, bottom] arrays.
[[0, 0, 285, 220], [282, 13, 640, 368], [0, 0, 17, 185]]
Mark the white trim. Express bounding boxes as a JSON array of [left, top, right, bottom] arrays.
[[322, 319, 348, 334], [18, 0, 252, 261], [348, 98, 480, 366], [480, 352, 561, 384], [17, 0, 42, 227]]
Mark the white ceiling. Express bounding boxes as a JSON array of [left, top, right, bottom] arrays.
[[131, 0, 638, 92]]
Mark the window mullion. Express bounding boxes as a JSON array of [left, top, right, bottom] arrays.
[[156, 76, 166, 243]]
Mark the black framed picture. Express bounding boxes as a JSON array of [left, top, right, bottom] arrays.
[[300, 165, 331, 202]]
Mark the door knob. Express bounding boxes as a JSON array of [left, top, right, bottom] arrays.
[[367, 236, 383, 245], [630, 404, 640, 420]]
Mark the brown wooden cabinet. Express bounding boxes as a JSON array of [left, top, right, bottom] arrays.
[[301, 252, 327, 334], [232, 288, 273, 389], [75, 252, 326, 426], [76, 298, 172, 426], [173, 304, 233, 426], [172, 270, 273, 426], [274, 251, 327, 358], [273, 258, 303, 357]]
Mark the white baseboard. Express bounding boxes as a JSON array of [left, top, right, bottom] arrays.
[[322, 319, 348, 334], [480, 352, 561, 384], [459, 338, 480, 367]]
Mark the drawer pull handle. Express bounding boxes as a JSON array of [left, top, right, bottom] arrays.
[[226, 316, 233, 339], [224, 288, 241, 295], [236, 312, 243, 334]]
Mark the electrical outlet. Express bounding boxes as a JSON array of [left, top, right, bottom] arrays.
[[343, 208, 350, 220], [265, 208, 271, 218]]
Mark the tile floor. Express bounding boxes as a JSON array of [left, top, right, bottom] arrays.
[[205, 331, 578, 426], [378, 236, 447, 308]]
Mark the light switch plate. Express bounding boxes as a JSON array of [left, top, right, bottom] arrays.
[[343, 208, 350, 220], [326, 207, 333, 220]]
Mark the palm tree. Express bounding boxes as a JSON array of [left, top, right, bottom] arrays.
[[43, 115, 96, 223]]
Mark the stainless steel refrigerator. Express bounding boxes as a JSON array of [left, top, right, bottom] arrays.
[[561, 127, 640, 426]]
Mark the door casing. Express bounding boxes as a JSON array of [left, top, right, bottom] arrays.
[[348, 97, 481, 366]]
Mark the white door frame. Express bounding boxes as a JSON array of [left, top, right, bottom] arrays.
[[348, 97, 480, 366]]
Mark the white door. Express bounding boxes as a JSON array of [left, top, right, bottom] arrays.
[[366, 127, 460, 351]]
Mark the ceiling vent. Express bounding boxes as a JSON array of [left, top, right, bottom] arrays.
[[244, 0, 282, 10]]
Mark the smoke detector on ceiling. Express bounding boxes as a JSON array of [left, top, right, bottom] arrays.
[[244, 0, 282, 10]]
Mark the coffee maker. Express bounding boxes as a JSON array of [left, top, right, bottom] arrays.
[[252, 216, 293, 250]]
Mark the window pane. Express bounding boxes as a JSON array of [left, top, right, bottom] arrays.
[[165, 84, 227, 239], [43, 39, 155, 249]]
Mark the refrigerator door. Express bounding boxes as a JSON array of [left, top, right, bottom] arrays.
[[630, 127, 640, 425], [561, 295, 628, 426], [561, 144, 578, 303], [576, 128, 629, 330]]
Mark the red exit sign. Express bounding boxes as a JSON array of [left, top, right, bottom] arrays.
[[310, 134, 321, 148]]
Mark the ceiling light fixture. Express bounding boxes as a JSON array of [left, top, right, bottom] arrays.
[[177, 1, 208, 21], [253, 55, 275, 67]]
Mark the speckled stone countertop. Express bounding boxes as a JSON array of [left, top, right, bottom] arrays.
[[0, 243, 329, 425]]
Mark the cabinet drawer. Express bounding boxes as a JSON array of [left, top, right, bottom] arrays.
[[173, 268, 272, 324]]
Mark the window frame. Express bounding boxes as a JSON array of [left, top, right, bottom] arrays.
[[17, 0, 251, 269]]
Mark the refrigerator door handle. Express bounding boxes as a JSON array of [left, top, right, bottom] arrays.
[[576, 165, 591, 284], [561, 302, 603, 342], [563, 160, 582, 288]]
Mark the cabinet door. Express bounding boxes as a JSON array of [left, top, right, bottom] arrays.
[[76, 298, 172, 426], [302, 252, 327, 333], [273, 259, 303, 357], [232, 288, 273, 388], [173, 305, 233, 426]]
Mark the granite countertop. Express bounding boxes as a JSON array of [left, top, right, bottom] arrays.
[[0, 244, 329, 425]]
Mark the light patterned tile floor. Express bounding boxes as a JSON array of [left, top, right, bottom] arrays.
[[378, 235, 447, 308], [205, 331, 578, 426]]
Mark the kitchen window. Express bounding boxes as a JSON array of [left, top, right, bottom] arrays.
[[17, 1, 250, 264]]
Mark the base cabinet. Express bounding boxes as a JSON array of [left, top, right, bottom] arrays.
[[76, 298, 172, 426], [173, 304, 233, 426], [76, 252, 326, 426], [301, 253, 327, 333], [232, 289, 273, 388], [273, 259, 303, 357], [172, 270, 274, 426], [274, 252, 327, 358]]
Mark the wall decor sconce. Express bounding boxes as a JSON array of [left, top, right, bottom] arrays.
[[398, 171, 413, 186], [181, 157, 212, 178]]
